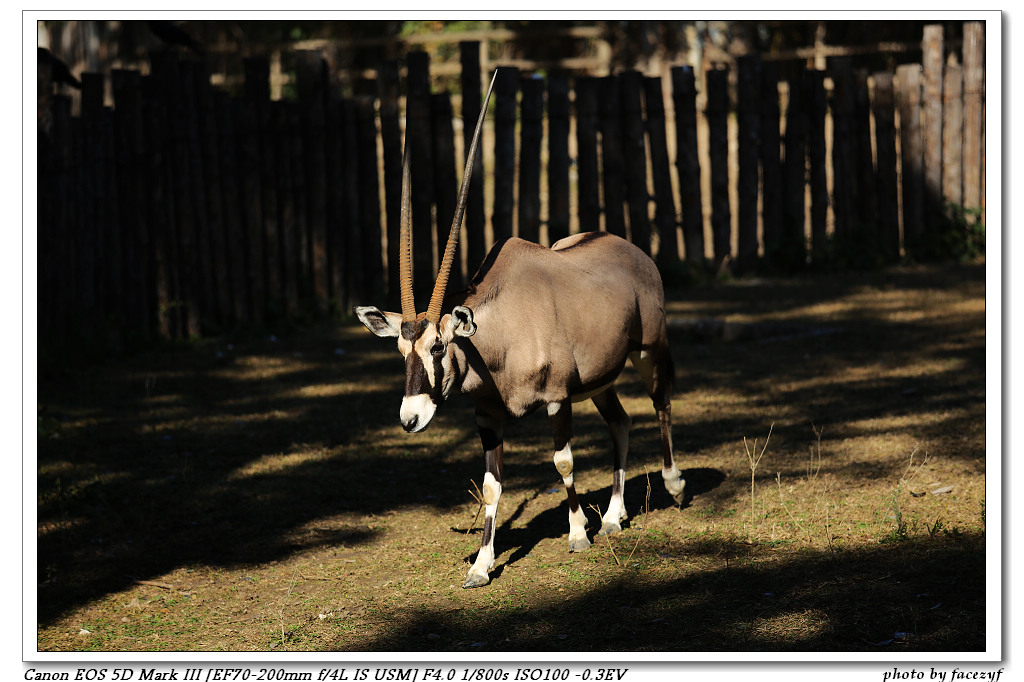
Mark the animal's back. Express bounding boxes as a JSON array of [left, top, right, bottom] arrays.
[[460, 233, 667, 413]]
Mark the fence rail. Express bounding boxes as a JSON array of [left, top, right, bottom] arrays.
[[36, 22, 986, 353]]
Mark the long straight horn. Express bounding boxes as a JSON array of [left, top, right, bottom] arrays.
[[398, 141, 416, 323], [425, 69, 499, 325]]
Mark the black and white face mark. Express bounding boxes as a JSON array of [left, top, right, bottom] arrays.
[[354, 305, 477, 433]]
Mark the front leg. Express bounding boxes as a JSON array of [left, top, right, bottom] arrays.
[[549, 401, 591, 552], [464, 410, 504, 588]]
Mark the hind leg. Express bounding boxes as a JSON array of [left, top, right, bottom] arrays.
[[548, 401, 590, 552], [630, 347, 686, 504], [591, 387, 631, 535]]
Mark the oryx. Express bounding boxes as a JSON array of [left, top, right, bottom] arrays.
[[355, 70, 685, 588]]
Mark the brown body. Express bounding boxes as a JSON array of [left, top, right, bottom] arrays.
[[450, 233, 671, 419]]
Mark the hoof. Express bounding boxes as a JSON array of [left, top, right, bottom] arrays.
[[568, 535, 592, 552], [462, 570, 491, 589], [672, 491, 686, 506], [597, 521, 622, 536]]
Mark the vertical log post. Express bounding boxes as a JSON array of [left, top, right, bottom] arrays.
[[781, 72, 808, 269], [942, 63, 964, 214], [356, 96, 384, 300], [574, 76, 601, 234], [297, 51, 328, 314], [829, 57, 854, 246], [921, 24, 945, 236], [672, 65, 705, 264], [871, 72, 901, 262], [378, 59, 403, 310], [406, 51, 435, 292], [962, 22, 985, 221], [459, 42, 487, 265], [547, 73, 571, 245], [805, 69, 829, 264], [736, 55, 761, 274], [246, 57, 281, 320], [518, 75, 544, 245], [492, 66, 519, 243], [620, 71, 650, 254], [759, 61, 783, 269], [897, 64, 924, 252], [272, 101, 299, 317], [706, 67, 732, 266], [431, 92, 459, 279], [599, 75, 626, 240], [644, 75, 679, 265]]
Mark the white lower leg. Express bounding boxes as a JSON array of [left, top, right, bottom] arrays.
[[660, 419, 685, 499], [465, 472, 501, 587], [554, 443, 590, 551], [662, 462, 685, 498], [601, 469, 627, 533]]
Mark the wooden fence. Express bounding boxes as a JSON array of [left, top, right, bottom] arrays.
[[36, 22, 986, 352]]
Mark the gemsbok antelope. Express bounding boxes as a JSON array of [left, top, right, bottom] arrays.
[[355, 70, 686, 588]]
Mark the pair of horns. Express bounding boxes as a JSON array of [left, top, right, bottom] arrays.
[[400, 69, 499, 325]]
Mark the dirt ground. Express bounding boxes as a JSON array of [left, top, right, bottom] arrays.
[[35, 260, 988, 653]]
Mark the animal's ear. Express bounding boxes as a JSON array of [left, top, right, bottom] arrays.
[[451, 306, 477, 337], [354, 306, 402, 338]]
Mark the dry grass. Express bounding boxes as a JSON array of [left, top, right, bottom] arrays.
[[35, 261, 986, 653]]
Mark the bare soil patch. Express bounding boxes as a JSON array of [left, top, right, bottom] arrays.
[[36, 262, 987, 653]]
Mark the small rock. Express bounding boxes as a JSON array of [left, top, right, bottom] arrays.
[[78, 628, 91, 636], [931, 486, 954, 495]]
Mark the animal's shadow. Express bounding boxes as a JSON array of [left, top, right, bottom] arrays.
[[459, 467, 725, 581]]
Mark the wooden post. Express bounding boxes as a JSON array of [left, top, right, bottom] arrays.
[[672, 65, 705, 264], [942, 63, 964, 212], [644, 75, 679, 264], [157, 56, 201, 336], [52, 95, 75, 339], [518, 75, 543, 245], [406, 51, 435, 293], [297, 51, 328, 314], [431, 92, 459, 279], [805, 69, 829, 264], [179, 62, 213, 332], [962, 22, 985, 219], [246, 57, 281, 320], [736, 55, 761, 273], [781, 72, 808, 268], [378, 59, 403, 310], [356, 96, 384, 300], [706, 67, 731, 266], [574, 76, 601, 234], [192, 65, 232, 329], [872, 72, 900, 262], [897, 63, 924, 251], [620, 71, 650, 254], [759, 61, 783, 268], [547, 73, 571, 245], [272, 101, 299, 318], [341, 99, 363, 307], [922, 24, 945, 233], [599, 75, 626, 240], [459, 42, 487, 265], [112, 69, 153, 341], [830, 57, 854, 244], [144, 72, 180, 337], [81, 73, 105, 341], [854, 69, 878, 248], [493, 66, 519, 243], [324, 98, 344, 307], [238, 91, 265, 324]]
